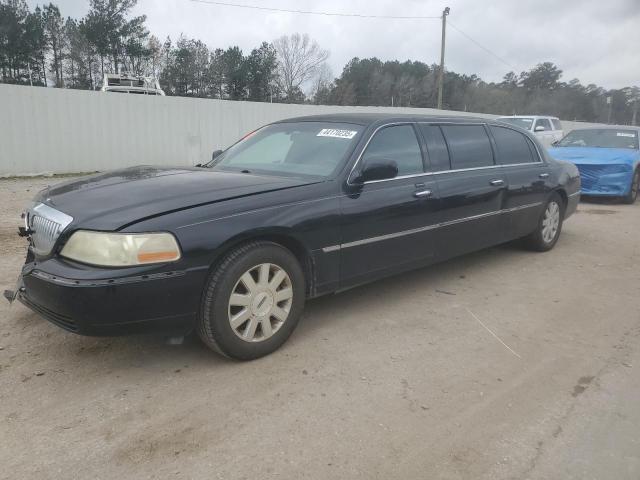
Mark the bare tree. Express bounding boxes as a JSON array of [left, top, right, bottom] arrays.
[[273, 33, 328, 102], [310, 63, 332, 104]]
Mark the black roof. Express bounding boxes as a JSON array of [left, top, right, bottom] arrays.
[[275, 112, 492, 126]]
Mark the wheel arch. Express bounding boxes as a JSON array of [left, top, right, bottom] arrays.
[[210, 228, 316, 297], [553, 187, 568, 210]]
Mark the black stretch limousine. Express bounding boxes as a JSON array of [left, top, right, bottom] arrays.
[[11, 114, 580, 360]]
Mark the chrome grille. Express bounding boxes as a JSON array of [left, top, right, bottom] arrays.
[[26, 203, 73, 256], [31, 215, 61, 255]]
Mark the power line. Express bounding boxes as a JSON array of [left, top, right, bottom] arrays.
[[189, 0, 440, 19], [448, 21, 518, 72], [189, 1, 518, 72]]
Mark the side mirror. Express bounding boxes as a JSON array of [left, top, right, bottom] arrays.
[[353, 159, 399, 184], [534, 125, 545, 132], [551, 140, 559, 147], [211, 149, 223, 162]]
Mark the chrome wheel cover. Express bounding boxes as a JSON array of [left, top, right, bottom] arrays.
[[541, 201, 560, 244], [228, 263, 293, 342]]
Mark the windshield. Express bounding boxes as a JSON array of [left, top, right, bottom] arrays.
[[209, 122, 364, 178], [498, 117, 534, 130], [556, 129, 639, 149]]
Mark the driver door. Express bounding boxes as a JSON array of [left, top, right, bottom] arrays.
[[339, 124, 440, 288], [534, 118, 555, 147]]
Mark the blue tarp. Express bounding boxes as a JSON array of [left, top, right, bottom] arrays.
[[548, 147, 639, 196]]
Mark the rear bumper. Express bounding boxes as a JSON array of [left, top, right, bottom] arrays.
[[17, 259, 208, 336], [565, 191, 579, 218]]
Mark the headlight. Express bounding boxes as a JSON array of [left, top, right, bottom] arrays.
[[60, 231, 181, 267]]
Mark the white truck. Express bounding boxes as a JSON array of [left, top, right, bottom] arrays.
[[497, 115, 563, 147], [100, 73, 165, 96]]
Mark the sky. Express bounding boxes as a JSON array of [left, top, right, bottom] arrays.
[[26, 0, 640, 89]]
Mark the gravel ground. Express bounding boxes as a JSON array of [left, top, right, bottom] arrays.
[[1, 176, 639, 480]]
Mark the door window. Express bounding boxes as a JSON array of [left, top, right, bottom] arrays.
[[490, 126, 535, 164], [551, 119, 562, 131], [441, 125, 494, 170], [361, 125, 424, 176], [419, 125, 451, 172], [534, 118, 552, 131]]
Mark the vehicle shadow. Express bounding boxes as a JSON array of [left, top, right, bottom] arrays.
[[12, 242, 538, 370], [579, 196, 622, 205], [9, 304, 233, 369], [298, 242, 524, 338]]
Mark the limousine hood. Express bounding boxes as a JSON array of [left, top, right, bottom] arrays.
[[34, 166, 315, 230]]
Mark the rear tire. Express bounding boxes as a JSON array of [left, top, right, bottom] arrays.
[[622, 169, 639, 204], [197, 241, 306, 360], [524, 193, 564, 252]]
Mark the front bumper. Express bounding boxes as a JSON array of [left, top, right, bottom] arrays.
[[580, 189, 628, 197], [577, 167, 632, 197], [16, 258, 209, 336]]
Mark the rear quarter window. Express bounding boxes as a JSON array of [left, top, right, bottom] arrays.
[[441, 125, 494, 169], [490, 126, 535, 165], [551, 119, 562, 131]]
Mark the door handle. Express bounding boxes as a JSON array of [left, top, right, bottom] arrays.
[[414, 189, 432, 198], [489, 179, 505, 186], [539, 173, 550, 178]]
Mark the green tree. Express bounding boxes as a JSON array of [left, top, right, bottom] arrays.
[[246, 42, 277, 102], [43, 3, 65, 86], [83, 0, 147, 76], [207, 47, 225, 99], [64, 17, 95, 89], [160, 35, 210, 97], [0, 0, 42, 84], [25, 6, 48, 85], [223, 46, 246, 100], [519, 62, 563, 91]]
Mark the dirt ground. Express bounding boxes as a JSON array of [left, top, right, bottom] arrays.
[[1, 176, 639, 480]]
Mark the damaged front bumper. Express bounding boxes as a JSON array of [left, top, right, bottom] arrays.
[[9, 252, 208, 337]]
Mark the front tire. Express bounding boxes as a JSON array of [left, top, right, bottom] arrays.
[[524, 193, 564, 252], [622, 169, 639, 204], [197, 241, 306, 360]]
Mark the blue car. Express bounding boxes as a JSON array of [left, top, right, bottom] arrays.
[[548, 127, 640, 204]]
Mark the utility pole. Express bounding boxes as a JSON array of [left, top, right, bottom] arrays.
[[437, 6, 450, 110]]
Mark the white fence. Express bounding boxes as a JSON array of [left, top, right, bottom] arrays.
[[0, 83, 607, 176]]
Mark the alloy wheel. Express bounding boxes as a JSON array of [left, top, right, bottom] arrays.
[[228, 263, 293, 342], [541, 201, 560, 244]]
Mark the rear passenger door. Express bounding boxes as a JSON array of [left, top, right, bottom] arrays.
[[419, 123, 509, 261], [489, 125, 552, 239], [550, 119, 564, 143]]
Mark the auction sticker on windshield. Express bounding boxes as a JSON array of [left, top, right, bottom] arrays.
[[616, 132, 635, 137], [317, 129, 358, 139]]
